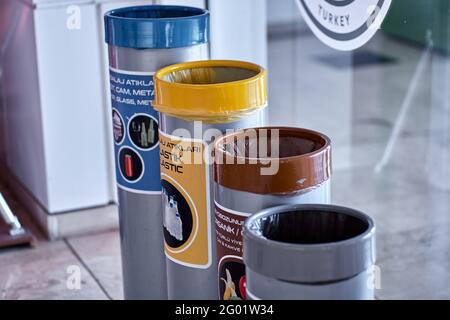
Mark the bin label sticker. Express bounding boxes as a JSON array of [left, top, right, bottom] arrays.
[[215, 201, 250, 300], [109, 67, 160, 194], [296, 0, 392, 51], [160, 132, 211, 268]]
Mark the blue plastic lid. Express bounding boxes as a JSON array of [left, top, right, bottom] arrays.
[[104, 5, 209, 49]]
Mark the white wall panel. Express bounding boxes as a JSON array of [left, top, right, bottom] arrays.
[[34, 2, 110, 212], [209, 0, 267, 68]]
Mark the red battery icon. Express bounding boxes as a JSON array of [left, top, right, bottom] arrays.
[[124, 154, 133, 178]]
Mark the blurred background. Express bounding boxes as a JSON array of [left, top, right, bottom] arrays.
[[0, 0, 449, 299]]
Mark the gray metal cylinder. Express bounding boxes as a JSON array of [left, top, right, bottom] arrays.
[[243, 204, 376, 300], [105, 5, 209, 299], [159, 114, 265, 299], [213, 127, 331, 300], [154, 60, 268, 299]]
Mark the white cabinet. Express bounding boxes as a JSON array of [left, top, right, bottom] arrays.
[[0, 0, 49, 207], [0, 0, 155, 216], [34, 1, 111, 213]]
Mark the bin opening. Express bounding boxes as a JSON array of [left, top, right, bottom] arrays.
[[153, 60, 266, 122], [257, 210, 369, 245], [220, 128, 328, 159], [162, 67, 258, 85], [110, 6, 206, 20]]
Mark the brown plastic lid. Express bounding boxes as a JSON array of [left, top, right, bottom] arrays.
[[213, 127, 332, 195]]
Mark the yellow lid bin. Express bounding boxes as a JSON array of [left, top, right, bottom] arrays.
[[153, 60, 267, 123], [153, 60, 267, 300]]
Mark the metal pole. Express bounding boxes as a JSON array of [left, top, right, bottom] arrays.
[[0, 193, 25, 236]]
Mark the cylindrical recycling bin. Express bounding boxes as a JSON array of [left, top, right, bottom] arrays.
[[213, 127, 331, 300], [153, 60, 267, 299], [104, 5, 209, 299], [243, 204, 376, 300]]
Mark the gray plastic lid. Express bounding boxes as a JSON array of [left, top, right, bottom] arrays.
[[243, 204, 376, 283]]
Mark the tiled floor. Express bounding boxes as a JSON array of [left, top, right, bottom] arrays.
[[1, 24, 450, 299]]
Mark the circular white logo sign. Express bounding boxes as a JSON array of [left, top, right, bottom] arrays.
[[296, 0, 392, 51]]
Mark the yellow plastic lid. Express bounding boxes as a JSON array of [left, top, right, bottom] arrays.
[[153, 60, 267, 123]]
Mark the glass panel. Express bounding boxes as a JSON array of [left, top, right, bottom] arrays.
[[267, 0, 450, 299]]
